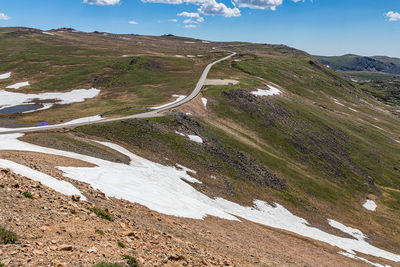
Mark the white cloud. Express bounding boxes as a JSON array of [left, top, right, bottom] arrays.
[[142, 0, 304, 18], [233, 0, 282, 10], [129, 20, 139, 24], [143, 0, 240, 17], [0, 13, 10, 20], [385, 11, 400, 22], [198, 1, 241, 17], [184, 24, 197, 28], [169, 18, 178, 22], [83, 0, 120, 6], [178, 11, 205, 22]]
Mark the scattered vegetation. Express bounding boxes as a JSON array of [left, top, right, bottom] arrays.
[[92, 263, 123, 267], [88, 207, 112, 221], [123, 255, 139, 267], [0, 226, 18, 244], [22, 191, 33, 199], [117, 241, 125, 248], [96, 229, 105, 236]]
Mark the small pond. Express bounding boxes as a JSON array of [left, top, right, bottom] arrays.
[[0, 104, 42, 114]]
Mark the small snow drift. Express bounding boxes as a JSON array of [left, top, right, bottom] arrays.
[[188, 135, 203, 143], [0, 72, 11, 80], [251, 85, 281, 96], [6, 81, 30, 89], [333, 98, 345, 106], [150, 95, 186, 110], [201, 97, 207, 109], [363, 200, 377, 211], [42, 32, 54, 36], [174, 131, 203, 144], [0, 88, 100, 112]]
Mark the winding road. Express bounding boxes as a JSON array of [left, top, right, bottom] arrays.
[[1, 52, 236, 134]]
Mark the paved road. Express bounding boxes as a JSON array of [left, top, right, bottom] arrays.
[[1, 52, 236, 134]]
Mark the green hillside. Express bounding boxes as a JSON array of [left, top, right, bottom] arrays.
[[2, 27, 399, 254]]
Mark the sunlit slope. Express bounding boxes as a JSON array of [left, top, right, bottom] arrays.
[[73, 44, 400, 252]]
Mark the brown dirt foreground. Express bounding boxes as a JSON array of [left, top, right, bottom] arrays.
[[0, 166, 389, 267]]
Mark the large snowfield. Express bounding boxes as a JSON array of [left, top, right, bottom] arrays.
[[0, 133, 398, 266]]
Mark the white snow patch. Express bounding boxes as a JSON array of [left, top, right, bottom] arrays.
[[6, 81, 30, 89], [333, 98, 345, 106], [0, 158, 86, 200], [175, 55, 185, 58], [328, 219, 366, 241], [0, 134, 399, 263], [188, 135, 203, 143], [363, 200, 377, 211], [197, 55, 204, 57], [150, 95, 186, 110], [394, 140, 400, 144], [174, 131, 203, 144], [186, 55, 195, 58], [175, 163, 197, 175], [0, 72, 11, 80], [175, 131, 185, 136], [184, 41, 195, 44], [234, 59, 242, 62], [185, 112, 191, 115], [348, 107, 358, 112], [0, 88, 100, 111], [251, 85, 281, 96], [210, 175, 217, 180], [202, 41, 211, 44], [201, 97, 207, 109], [338, 251, 390, 267], [42, 32, 54, 36], [122, 54, 133, 57]]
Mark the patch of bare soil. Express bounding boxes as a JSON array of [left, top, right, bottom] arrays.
[[176, 93, 208, 117]]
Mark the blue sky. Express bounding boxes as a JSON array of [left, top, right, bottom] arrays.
[[1, 0, 400, 57]]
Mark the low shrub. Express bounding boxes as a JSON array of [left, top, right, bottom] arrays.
[[123, 255, 139, 267], [22, 191, 33, 199], [92, 263, 123, 267], [0, 226, 18, 244], [88, 207, 112, 221]]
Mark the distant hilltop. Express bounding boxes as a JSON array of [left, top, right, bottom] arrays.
[[315, 54, 400, 75]]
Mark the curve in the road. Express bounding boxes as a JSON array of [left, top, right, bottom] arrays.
[[1, 52, 236, 134]]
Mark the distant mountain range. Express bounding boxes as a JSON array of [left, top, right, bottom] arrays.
[[315, 54, 400, 75]]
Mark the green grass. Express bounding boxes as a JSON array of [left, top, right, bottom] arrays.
[[92, 263, 123, 267], [0, 226, 18, 244], [123, 255, 139, 267], [22, 191, 33, 199], [117, 241, 125, 248], [96, 229, 105, 236], [88, 207, 112, 221]]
